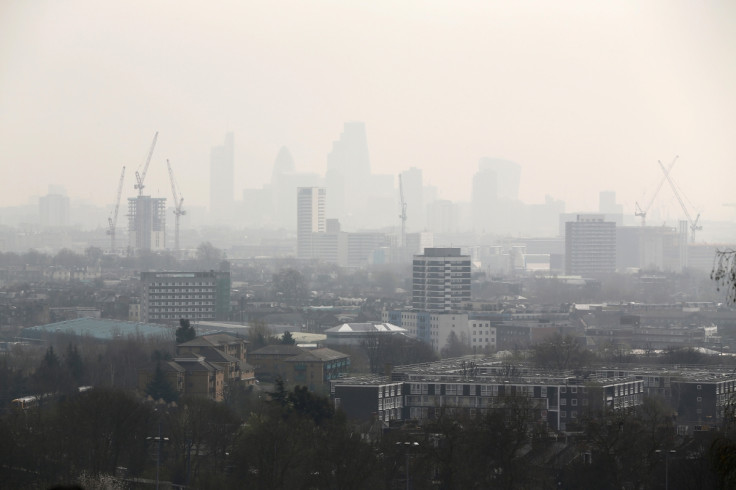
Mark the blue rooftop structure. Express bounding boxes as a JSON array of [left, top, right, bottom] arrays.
[[24, 318, 173, 340]]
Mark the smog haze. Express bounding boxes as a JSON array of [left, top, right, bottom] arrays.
[[1, 0, 735, 222]]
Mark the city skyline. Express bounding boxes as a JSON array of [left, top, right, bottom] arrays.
[[1, 1, 735, 222]]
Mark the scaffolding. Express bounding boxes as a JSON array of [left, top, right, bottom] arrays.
[[127, 196, 166, 252]]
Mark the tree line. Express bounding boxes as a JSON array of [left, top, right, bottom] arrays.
[[5, 381, 736, 489]]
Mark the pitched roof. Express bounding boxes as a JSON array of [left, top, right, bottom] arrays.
[[188, 346, 239, 364], [250, 344, 304, 356], [174, 358, 221, 372], [24, 317, 171, 340], [324, 322, 406, 334], [284, 347, 349, 363], [201, 332, 248, 345]]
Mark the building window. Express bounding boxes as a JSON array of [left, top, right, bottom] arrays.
[[561, 411, 567, 418], [697, 385, 702, 390], [571, 399, 578, 406], [560, 399, 567, 406]]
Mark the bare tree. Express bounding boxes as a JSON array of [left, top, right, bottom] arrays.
[[712, 249, 736, 303]]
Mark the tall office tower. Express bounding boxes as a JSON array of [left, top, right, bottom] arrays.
[[471, 166, 498, 232], [271, 147, 322, 229], [297, 187, 326, 259], [210, 132, 234, 222], [565, 214, 616, 275], [325, 122, 371, 220], [412, 247, 471, 312], [478, 158, 521, 200], [599, 191, 623, 215], [140, 270, 231, 323], [427, 200, 458, 234], [39, 190, 70, 227], [327, 122, 371, 177], [128, 196, 167, 252]]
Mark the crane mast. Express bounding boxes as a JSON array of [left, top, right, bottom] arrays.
[[635, 156, 678, 226], [658, 159, 701, 242], [107, 166, 126, 254], [134, 131, 158, 196], [398, 174, 407, 248], [167, 159, 186, 256]]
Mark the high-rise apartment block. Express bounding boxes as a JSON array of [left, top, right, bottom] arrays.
[[128, 196, 166, 252], [140, 271, 231, 323], [412, 248, 471, 312], [297, 187, 326, 259], [565, 214, 616, 275]]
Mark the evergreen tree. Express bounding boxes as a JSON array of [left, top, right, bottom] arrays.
[[65, 343, 85, 385], [32, 346, 72, 395], [145, 361, 178, 402], [176, 318, 196, 344], [281, 331, 295, 345]]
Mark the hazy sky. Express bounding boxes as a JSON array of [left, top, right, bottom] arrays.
[[2, 0, 735, 222]]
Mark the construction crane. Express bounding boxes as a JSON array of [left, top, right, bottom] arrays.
[[167, 159, 186, 256], [134, 131, 158, 196], [398, 174, 407, 248], [635, 155, 678, 226], [106, 166, 126, 254], [658, 158, 702, 242]]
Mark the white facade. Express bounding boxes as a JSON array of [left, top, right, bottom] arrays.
[[383, 310, 469, 353], [297, 187, 326, 259], [412, 247, 471, 312], [469, 319, 496, 351]]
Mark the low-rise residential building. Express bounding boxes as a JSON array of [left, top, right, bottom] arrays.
[[284, 348, 352, 392], [176, 333, 255, 387], [332, 376, 404, 422], [468, 319, 496, 352], [597, 366, 736, 432], [332, 358, 644, 430], [138, 354, 226, 401], [249, 344, 351, 392], [324, 322, 407, 345], [383, 310, 469, 352]]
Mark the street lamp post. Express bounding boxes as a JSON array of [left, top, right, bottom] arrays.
[[655, 449, 676, 490], [147, 419, 170, 490], [396, 441, 419, 490]]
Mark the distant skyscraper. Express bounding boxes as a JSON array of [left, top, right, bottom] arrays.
[[412, 248, 471, 312], [271, 147, 322, 229], [599, 191, 624, 215], [565, 214, 616, 275], [427, 200, 458, 234], [272, 146, 295, 180], [327, 122, 371, 177], [39, 190, 69, 227], [326, 122, 371, 221], [478, 158, 521, 200], [210, 132, 234, 220], [471, 166, 498, 232], [297, 187, 326, 259]]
